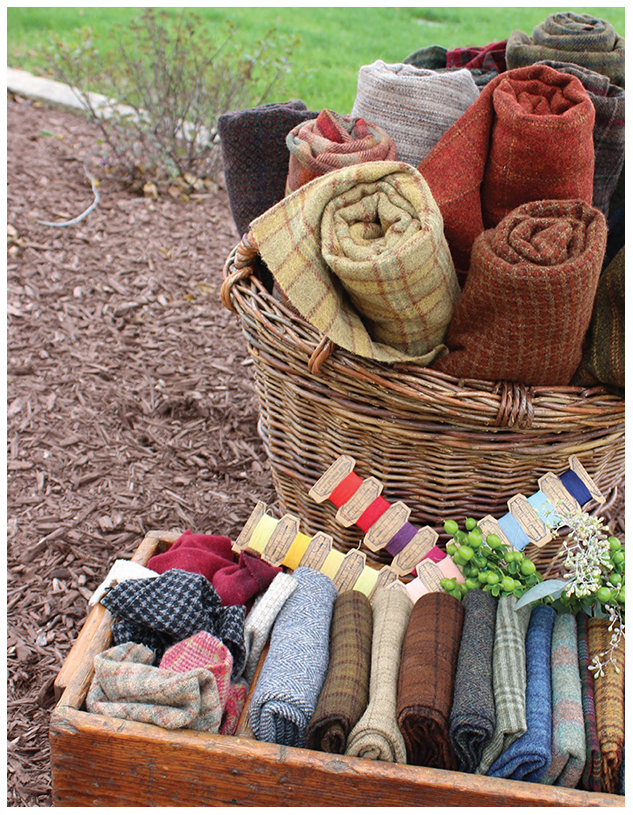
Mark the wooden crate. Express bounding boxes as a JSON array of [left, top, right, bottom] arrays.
[[50, 531, 624, 808]]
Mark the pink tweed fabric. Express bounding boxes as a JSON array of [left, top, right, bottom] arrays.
[[221, 681, 249, 736], [160, 631, 232, 710]]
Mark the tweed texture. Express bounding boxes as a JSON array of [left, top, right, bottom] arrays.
[[345, 587, 413, 763], [89, 559, 158, 607], [571, 246, 625, 394], [477, 596, 532, 775], [448, 590, 497, 773], [220, 680, 248, 736], [249, 161, 460, 365], [285, 109, 397, 194], [305, 590, 373, 754], [403, 45, 448, 70], [249, 567, 338, 747], [101, 569, 246, 677], [505, 13, 625, 88], [418, 63, 596, 273], [86, 642, 224, 731], [351, 60, 479, 167], [396, 592, 465, 769], [488, 605, 556, 781], [576, 611, 603, 791], [539, 614, 586, 787], [446, 40, 508, 73], [239, 571, 298, 685], [587, 616, 625, 794], [434, 199, 608, 386]]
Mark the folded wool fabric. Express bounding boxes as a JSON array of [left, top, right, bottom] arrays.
[[345, 586, 413, 763], [418, 63, 596, 273], [221, 680, 248, 736], [396, 592, 465, 769], [539, 614, 586, 787], [249, 567, 338, 748], [249, 160, 460, 365], [89, 559, 159, 607], [488, 605, 556, 782], [305, 590, 373, 754], [448, 590, 497, 773], [100, 569, 246, 677], [86, 642, 224, 731], [351, 60, 479, 167], [477, 596, 532, 775], [239, 571, 298, 685], [505, 13, 625, 88], [434, 199, 608, 386], [446, 40, 508, 73], [403, 45, 448, 70], [576, 611, 602, 792], [285, 109, 397, 194], [587, 616, 625, 794]]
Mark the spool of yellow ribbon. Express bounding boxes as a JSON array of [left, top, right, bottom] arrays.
[[282, 532, 312, 570], [320, 548, 345, 579], [248, 513, 278, 554], [352, 566, 379, 597]]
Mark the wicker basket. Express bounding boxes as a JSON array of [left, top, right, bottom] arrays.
[[220, 233, 625, 571]]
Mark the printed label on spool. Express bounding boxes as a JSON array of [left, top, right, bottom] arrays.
[[368, 565, 400, 600], [538, 472, 580, 516], [415, 559, 444, 593], [263, 515, 300, 566], [233, 501, 267, 552], [508, 494, 552, 548], [478, 515, 516, 552], [309, 455, 356, 503], [336, 477, 383, 527], [390, 526, 438, 576], [569, 455, 605, 504], [363, 501, 411, 552], [300, 531, 333, 570], [333, 549, 367, 592]]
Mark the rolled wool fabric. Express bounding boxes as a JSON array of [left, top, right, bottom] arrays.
[[587, 616, 625, 794], [418, 63, 596, 273], [351, 60, 479, 167], [505, 13, 625, 88], [446, 40, 508, 73], [434, 199, 607, 386], [285, 109, 397, 194], [249, 160, 460, 365], [396, 592, 465, 769], [305, 590, 373, 754], [576, 611, 603, 792], [477, 596, 532, 775], [249, 567, 338, 748], [448, 590, 497, 773], [488, 605, 556, 782], [539, 614, 586, 787], [345, 586, 413, 763]]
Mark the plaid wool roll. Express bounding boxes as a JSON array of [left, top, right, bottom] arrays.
[[587, 616, 625, 794], [505, 12, 625, 88], [576, 611, 603, 791], [403, 44, 448, 70], [446, 40, 508, 73], [434, 199, 607, 386], [418, 63, 596, 273], [345, 587, 413, 764], [396, 592, 465, 769], [351, 60, 479, 167], [249, 161, 460, 365], [285, 109, 397, 194], [448, 590, 497, 773], [305, 590, 373, 754]]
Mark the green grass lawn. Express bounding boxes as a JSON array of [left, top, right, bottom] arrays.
[[7, 6, 626, 113]]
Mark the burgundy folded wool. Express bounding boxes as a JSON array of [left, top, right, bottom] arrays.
[[446, 40, 508, 73], [434, 199, 607, 386], [285, 109, 397, 194], [396, 592, 465, 769], [418, 64, 595, 273]]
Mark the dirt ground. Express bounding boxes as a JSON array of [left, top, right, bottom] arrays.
[[6, 94, 278, 806]]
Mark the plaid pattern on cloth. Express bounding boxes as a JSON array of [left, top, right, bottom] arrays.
[[587, 617, 625, 794], [101, 569, 246, 678], [477, 597, 532, 775], [576, 611, 603, 791], [86, 642, 224, 732], [396, 592, 465, 770], [345, 586, 413, 764], [402, 46, 499, 89], [539, 614, 586, 787], [249, 161, 460, 365], [418, 63, 595, 274], [506, 13, 625, 88], [285, 109, 397, 194], [446, 40, 508, 73], [305, 590, 373, 754], [434, 199, 607, 386]]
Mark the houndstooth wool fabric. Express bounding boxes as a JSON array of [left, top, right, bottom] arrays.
[[576, 611, 602, 791], [101, 569, 246, 678], [351, 60, 479, 167], [434, 199, 607, 386], [476, 596, 532, 775], [249, 161, 460, 365], [249, 567, 338, 748], [505, 13, 625, 88]]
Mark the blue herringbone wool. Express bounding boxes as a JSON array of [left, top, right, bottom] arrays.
[[249, 567, 338, 747], [488, 605, 556, 781]]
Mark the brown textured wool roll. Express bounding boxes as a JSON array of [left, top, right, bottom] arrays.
[[434, 198, 607, 386], [396, 592, 465, 769], [305, 590, 373, 754]]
